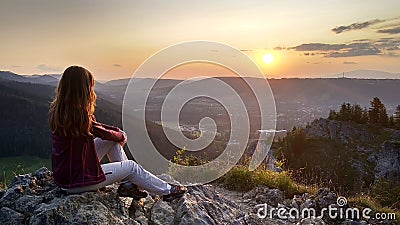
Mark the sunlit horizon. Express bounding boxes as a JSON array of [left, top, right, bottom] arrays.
[[1, 0, 400, 80]]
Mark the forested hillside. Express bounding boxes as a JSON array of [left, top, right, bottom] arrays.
[[0, 79, 122, 158]]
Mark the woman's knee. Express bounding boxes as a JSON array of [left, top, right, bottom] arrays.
[[95, 138, 115, 146], [94, 138, 116, 151]]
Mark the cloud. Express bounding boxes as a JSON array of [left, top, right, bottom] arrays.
[[273, 46, 285, 50], [11, 65, 21, 68], [387, 46, 399, 51], [374, 37, 400, 51], [331, 17, 400, 35], [373, 16, 400, 29], [240, 47, 286, 52], [325, 44, 380, 58], [113, 64, 122, 67], [343, 61, 357, 64], [290, 43, 348, 51], [290, 42, 382, 58], [377, 26, 400, 34], [243, 36, 399, 58], [36, 64, 63, 72], [387, 52, 400, 57], [352, 38, 371, 42], [332, 19, 383, 34]]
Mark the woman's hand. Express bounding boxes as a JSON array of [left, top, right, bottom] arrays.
[[119, 131, 127, 147]]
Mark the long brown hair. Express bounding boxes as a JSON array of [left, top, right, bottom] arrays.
[[49, 66, 96, 137]]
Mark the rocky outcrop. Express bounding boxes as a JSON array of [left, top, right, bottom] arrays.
[[301, 119, 376, 190], [305, 118, 373, 144], [304, 118, 400, 187], [0, 168, 395, 225], [375, 131, 400, 184]]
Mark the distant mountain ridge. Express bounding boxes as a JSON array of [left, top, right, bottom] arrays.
[[327, 69, 400, 79], [2, 70, 400, 131], [0, 78, 123, 158], [0, 71, 111, 100], [2, 69, 399, 82], [0, 78, 197, 160], [1, 71, 400, 157], [0, 71, 60, 85]]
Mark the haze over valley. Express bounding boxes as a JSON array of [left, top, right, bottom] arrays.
[[1, 70, 399, 159]]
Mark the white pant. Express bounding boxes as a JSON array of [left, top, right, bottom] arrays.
[[64, 138, 171, 195]]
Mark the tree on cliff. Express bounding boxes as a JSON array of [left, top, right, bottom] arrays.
[[327, 97, 397, 128], [368, 97, 388, 127], [329, 102, 366, 124], [394, 105, 400, 129]]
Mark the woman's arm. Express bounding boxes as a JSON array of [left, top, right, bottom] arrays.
[[91, 115, 126, 145], [100, 123, 121, 132], [91, 121, 125, 142]]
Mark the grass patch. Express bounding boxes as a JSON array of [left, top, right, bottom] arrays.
[[0, 156, 50, 189], [219, 165, 316, 198], [348, 195, 400, 223], [362, 128, 394, 149], [370, 179, 400, 209]]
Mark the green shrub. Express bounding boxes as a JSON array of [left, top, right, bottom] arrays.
[[168, 147, 220, 184], [171, 147, 207, 166], [348, 195, 399, 223], [220, 165, 316, 198], [370, 179, 400, 209]]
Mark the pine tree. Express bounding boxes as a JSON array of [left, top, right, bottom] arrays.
[[395, 105, 400, 129], [351, 104, 363, 123], [338, 103, 352, 121], [361, 107, 369, 124], [388, 116, 395, 128], [368, 98, 380, 124], [338, 103, 347, 121], [368, 97, 388, 126], [379, 107, 388, 127], [328, 109, 337, 120]]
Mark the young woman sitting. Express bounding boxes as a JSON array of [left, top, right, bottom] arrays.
[[49, 66, 186, 201]]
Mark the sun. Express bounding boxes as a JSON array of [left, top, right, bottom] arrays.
[[262, 53, 275, 64]]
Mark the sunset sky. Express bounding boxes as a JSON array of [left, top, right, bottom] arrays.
[[1, 0, 400, 80]]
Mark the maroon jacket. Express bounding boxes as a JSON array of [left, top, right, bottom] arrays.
[[51, 116, 126, 188]]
